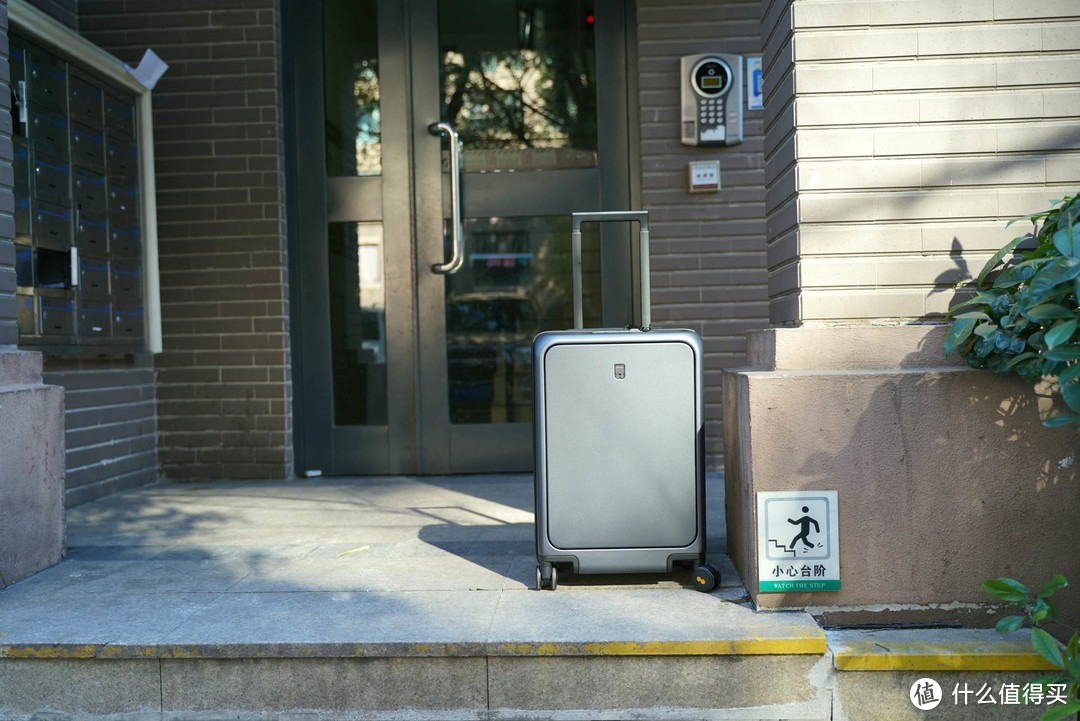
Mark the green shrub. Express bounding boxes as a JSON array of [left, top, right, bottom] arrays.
[[945, 193, 1080, 427]]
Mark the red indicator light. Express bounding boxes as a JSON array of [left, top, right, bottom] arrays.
[[585, 14, 595, 24]]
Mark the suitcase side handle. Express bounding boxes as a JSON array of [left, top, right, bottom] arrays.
[[570, 211, 651, 330]]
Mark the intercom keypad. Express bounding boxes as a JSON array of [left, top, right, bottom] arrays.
[[681, 53, 744, 147]]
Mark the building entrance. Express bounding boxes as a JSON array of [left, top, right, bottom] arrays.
[[286, 0, 635, 474]]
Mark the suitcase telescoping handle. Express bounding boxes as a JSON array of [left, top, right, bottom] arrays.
[[570, 210, 651, 330]]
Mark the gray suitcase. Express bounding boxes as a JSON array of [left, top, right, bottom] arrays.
[[533, 211, 716, 591]]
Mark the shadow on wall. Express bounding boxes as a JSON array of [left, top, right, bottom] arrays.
[[793, 331, 1078, 626]]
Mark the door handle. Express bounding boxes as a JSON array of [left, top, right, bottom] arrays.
[[428, 122, 464, 274]]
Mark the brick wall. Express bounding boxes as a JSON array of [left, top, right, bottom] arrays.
[[28, 0, 75, 31], [80, 1, 293, 481], [762, 0, 1080, 324], [636, 0, 769, 467], [43, 357, 157, 505]]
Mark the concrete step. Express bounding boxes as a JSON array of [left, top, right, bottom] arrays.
[[0, 588, 831, 720], [828, 628, 1060, 721], [1, 595, 1062, 720]]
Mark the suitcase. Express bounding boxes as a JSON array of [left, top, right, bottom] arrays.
[[532, 210, 718, 591]]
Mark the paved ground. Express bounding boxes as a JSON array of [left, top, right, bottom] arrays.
[[0, 473, 816, 655], [1, 475, 1053, 720]]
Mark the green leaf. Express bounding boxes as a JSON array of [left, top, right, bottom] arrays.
[[944, 318, 977, 356], [1033, 627, 1066, 670], [1051, 222, 1080, 257], [984, 577, 1031, 602], [954, 311, 992, 321], [977, 234, 1031, 287], [1059, 363, 1080, 384], [1046, 319, 1078, 350], [990, 293, 1014, 319], [1006, 352, 1039, 369], [1017, 358, 1045, 384], [1068, 652, 1080, 677], [996, 615, 1025, 633], [994, 263, 1038, 289], [1025, 304, 1078, 321], [1043, 413, 1080, 428], [1063, 382, 1080, 414], [1037, 575, 1069, 599], [974, 321, 999, 338], [1040, 700, 1080, 721], [1044, 345, 1080, 362], [1028, 259, 1080, 306], [975, 333, 998, 358]]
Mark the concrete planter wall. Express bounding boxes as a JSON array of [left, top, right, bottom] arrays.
[[724, 326, 1080, 626]]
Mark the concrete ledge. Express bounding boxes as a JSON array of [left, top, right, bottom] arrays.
[[828, 629, 1057, 672], [746, 325, 962, 371], [0, 350, 43, 387]]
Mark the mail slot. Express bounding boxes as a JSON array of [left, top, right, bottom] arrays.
[[69, 77, 103, 129], [76, 212, 108, 252], [29, 109, 69, 158], [32, 203, 72, 249], [17, 293, 36, 335], [78, 255, 110, 298], [108, 181, 138, 222], [109, 225, 140, 256], [71, 124, 106, 169], [32, 154, 71, 205], [112, 305, 143, 338], [106, 139, 138, 184], [79, 301, 111, 338], [105, 95, 135, 139], [110, 259, 141, 303], [29, 55, 66, 109], [74, 169, 108, 213], [40, 296, 74, 336]]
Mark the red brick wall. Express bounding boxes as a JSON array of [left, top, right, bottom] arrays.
[[80, 0, 293, 480]]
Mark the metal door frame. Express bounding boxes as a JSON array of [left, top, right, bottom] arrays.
[[284, 0, 640, 475]]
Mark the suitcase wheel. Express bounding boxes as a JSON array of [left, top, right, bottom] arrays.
[[692, 564, 720, 593], [536, 564, 558, 591]]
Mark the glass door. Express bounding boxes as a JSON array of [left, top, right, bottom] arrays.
[[286, 0, 634, 475]]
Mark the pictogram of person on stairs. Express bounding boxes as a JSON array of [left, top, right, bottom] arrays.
[[788, 506, 819, 552]]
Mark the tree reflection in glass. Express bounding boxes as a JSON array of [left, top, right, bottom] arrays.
[[439, 1, 598, 172]]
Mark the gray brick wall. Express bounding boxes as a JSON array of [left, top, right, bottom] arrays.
[[27, 0, 76, 31], [0, 0, 14, 350], [80, 0, 293, 481], [43, 357, 157, 506], [636, 0, 769, 467]]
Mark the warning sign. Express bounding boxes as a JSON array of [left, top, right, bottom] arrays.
[[757, 491, 839, 593]]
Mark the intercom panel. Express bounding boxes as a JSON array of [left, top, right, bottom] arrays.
[[680, 53, 743, 147]]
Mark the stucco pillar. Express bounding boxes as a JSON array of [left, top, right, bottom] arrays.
[[730, 0, 1080, 622], [0, 351, 65, 588]]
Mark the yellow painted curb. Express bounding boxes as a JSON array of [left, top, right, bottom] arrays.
[[491, 635, 827, 657], [2, 634, 829, 660], [832, 640, 1058, 672]]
